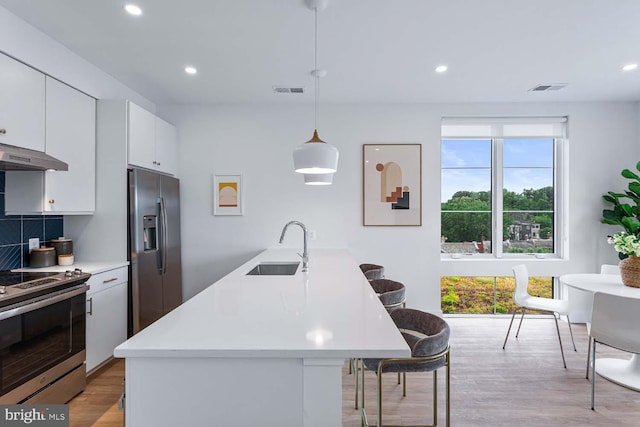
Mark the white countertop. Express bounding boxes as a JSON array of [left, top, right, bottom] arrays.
[[14, 261, 129, 275], [115, 248, 410, 359]]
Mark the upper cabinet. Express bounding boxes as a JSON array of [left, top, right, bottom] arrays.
[[5, 77, 96, 215], [0, 53, 46, 151], [155, 117, 178, 176], [128, 102, 177, 176], [128, 102, 156, 171]]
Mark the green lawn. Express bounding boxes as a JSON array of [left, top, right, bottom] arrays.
[[441, 276, 553, 314]]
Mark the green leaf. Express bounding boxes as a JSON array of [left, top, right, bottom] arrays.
[[629, 182, 640, 197], [624, 191, 640, 203], [621, 216, 640, 233], [608, 191, 626, 198], [621, 203, 633, 216], [622, 168, 640, 181], [603, 209, 622, 222], [636, 160, 640, 173], [603, 194, 616, 204]]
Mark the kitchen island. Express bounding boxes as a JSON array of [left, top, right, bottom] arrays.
[[114, 248, 410, 427]]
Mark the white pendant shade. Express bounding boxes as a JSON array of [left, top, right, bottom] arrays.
[[304, 172, 333, 185], [293, 130, 339, 174], [291, 0, 338, 178]]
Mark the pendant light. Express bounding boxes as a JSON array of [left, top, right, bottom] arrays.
[[304, 172, 333, 185], [293, 0, 339, 175]]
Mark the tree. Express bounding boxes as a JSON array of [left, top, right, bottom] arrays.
[[442, 187, 553, 243]]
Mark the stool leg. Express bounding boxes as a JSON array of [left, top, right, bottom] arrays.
[[354, 358, 359, 409], [433, 370, 438, 426], [377, 366, 383, 427], [403, 372, 406, 397]]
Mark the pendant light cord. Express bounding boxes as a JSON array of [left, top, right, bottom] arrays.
[[314, 7, 320, 132]]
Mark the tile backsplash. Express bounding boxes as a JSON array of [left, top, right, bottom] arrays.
[[0, 172, 63, 270]]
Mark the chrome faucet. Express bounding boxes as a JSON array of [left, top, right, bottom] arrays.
[[279, 220, 308, 272]]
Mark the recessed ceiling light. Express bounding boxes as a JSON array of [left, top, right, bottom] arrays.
[[622, 63, 638, 71], [185, 66, 197, 75], [124, 4, 142, 16], [435, 65, 448, 73]]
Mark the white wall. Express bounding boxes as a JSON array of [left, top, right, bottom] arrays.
[[159, 102, 639, 312], [0, 6, 154, 111], [3, 4, 638, 314]]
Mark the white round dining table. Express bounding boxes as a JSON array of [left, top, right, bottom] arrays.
[[559, 273, 640, 391]]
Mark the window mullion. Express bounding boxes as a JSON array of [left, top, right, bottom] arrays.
[[493, 138, 504, 258]]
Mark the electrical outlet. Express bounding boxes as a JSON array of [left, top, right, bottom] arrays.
[[28, 238, 40, 252], [308, 230, 317, 240]]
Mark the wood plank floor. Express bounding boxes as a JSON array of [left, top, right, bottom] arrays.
[[68, 317, 640, 426]]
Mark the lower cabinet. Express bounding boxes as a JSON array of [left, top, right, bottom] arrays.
[[86, 267, 128, 373]]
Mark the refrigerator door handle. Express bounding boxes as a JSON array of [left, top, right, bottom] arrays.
[[160, 196, 168, 275]]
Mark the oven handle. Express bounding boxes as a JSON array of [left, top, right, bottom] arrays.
[[0, 284, 88, 321]]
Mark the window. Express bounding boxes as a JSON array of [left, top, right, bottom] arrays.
[[440, 117, 566, 258], [440, 276, 553, 314]]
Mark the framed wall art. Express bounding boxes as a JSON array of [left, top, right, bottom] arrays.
[[213, 173, 244, 215], [363, 144, 422, 226]]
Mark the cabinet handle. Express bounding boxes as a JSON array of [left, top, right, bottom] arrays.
[[0, 129, 6, 135], [48, 200, 55, 204], [87, 297, 93, 316], [103, 277, 118, 284], [152, 161, 157, 165], [157, 162, 161, 165]]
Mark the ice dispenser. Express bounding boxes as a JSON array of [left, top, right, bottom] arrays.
[[142, 215, 158, 251]]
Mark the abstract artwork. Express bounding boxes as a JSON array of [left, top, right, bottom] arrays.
[[363, 144, 422, 226], [213, 173, 243, 215]]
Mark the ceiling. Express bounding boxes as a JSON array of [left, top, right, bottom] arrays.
[[1, 0, 639, 105]]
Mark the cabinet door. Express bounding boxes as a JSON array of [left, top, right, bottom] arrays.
[[0, 53, 45, 151], [128, 102, 156, 170], [155, 117, 178, 176], [44, 77, 96, 213], [86, 281, 127, 373]]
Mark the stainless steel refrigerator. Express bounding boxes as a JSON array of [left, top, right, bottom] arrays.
[[128, 168, 183, 336]]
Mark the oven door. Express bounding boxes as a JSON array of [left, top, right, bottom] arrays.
[[0, 285, 87, 402]]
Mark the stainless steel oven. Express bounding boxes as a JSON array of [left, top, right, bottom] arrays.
[[0, 270, 90, 404]]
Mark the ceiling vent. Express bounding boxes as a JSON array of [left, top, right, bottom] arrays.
[[529, 83, 568, 92], [273, 86, 305, 94]]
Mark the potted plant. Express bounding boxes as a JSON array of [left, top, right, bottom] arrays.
[[602, 161, 640, 236], [602, 161, 640, 286], [607, 232, 640, 287]]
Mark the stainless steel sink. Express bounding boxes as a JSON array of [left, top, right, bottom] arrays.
[[246, 262, 300, 276]]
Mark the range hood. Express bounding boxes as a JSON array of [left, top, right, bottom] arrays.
[[0, 143, 68, 171]]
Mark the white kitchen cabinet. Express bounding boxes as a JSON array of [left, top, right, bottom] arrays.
[[155, 116, 178, 176], [86, 266, 128, 373], [128, 101, 178, 176], [4, 77, 96, 215], [128, 102, 156, 171], [0, 52, 46, 151]]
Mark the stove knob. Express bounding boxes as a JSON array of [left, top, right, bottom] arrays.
[[65, 270, 73, 277], [74, 268, 83, 275], [0, 286, 6, 294]]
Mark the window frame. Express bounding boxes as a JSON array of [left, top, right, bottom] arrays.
[[440, 118, 567, 260]]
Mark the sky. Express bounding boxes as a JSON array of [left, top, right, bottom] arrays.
[[441, 138, 553, 202]]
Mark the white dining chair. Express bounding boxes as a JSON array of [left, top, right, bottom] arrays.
[[585, 264, 622, 378], [590, 292, 640, 410], [503, 264, 577, 368], [600, 264, 620, 275]]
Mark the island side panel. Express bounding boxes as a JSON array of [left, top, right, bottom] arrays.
[[125, 357, 304, 427], [303, 358, 344, 427]]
